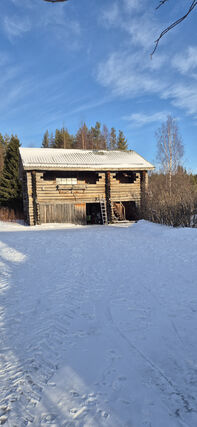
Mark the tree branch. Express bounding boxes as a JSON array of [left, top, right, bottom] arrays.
[[43, 0, 69, 3], [151, 0, 197, 57], [156, 0, 169, 10]]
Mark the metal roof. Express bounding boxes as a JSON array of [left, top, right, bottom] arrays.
[[19, 148, 154, 171]]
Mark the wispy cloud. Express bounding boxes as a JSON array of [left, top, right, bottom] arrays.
[[101, 0, 162, 51], [3, 15, 31, 40], [3, 2, 81, 49], [11, 0, 35, 8], [64, 96, 113, 117], [102, 3, 120, 28], [97, 51, 167, 98], [172, 46, 197, 75], [123, 111, 170, 127], [40, 7, 81, 50], [123, 0, 142, 12], [163, 83, 197, 116]]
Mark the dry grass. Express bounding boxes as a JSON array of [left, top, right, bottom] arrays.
[[0, 207, 24, 222], [141, 172, 197, 227]]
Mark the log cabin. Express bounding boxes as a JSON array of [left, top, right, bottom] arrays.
[[19, 148, 154, 225]]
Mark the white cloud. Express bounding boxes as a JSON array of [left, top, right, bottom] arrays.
[[11, 0, 36, 8], [96, 44, 197, 120], [3, 15, 31, 40], [163, 83, 197, 116], [102, 3, 120, 27], [3, 3, 81, 49], [123, 111, 170, 126], [97, 51, 167, 98], [39, 5, 81, 44], [172, 46, 197, 74], [101, 0, 161, 51], [125, 14, 160, 49], [123, 0, 142, 11]]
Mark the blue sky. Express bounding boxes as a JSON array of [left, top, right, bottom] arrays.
[[1, 0, 197, 171]]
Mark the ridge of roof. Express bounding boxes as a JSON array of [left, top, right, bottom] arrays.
[[19, 147, 154, 170]]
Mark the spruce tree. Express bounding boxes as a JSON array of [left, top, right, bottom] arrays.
[[110, 128, 117, 150], [117, 130, 128, 151], [42, 130, 50, 147], [0, 134, 5, 174], [3, 134, 10, 153], [0, 135, 22, 208]]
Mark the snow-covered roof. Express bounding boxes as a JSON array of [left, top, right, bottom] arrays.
[[19, 148, 154, 171]]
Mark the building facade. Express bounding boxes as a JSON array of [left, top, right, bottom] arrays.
[[19, 148, 154, 225]]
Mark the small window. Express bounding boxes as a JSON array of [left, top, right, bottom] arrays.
[[56, 177, 77, 185]]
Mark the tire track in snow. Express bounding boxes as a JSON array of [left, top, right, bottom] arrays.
[[105, 302, 195, 427], [0, 257, 82, 425], [0, 256, 14, 426]]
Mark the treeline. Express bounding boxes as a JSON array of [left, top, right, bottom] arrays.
[[0, 133, 23, 220], [42, 122, 128, 151], [140, 115, 197, 228], [141, 168, 197, 227]]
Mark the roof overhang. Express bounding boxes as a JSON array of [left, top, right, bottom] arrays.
[[19, 148, 155, 172], [22, 166, 154, 172]]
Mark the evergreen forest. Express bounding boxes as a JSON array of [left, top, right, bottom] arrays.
[[41, 122, 128, 151], [0, 122, 128, 219]]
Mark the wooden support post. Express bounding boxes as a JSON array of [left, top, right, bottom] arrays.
[[105, 171, 112, 223], [26, 172, 34, 225], [140, 170, 148, 210], [32, 171, 41, 225]]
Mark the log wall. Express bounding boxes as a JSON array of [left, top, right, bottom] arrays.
[[36, 172, 106, 204], [22, 170, 147, 225], [110, 172, 141, 206], [22, 172, 35, 226]]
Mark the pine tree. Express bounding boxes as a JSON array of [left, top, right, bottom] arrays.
[[62, 128, 74, 149], [117, 130, 128, 151], [53, 128, 74, 149], [49, 132, 55, 147], [42, 130, 50, 147], [54, 129, 63, 148], [0, 135, 22, 208], [101, 125, 108, 150], [75, 123, 89, 149], [90, 122, 102, 150], [110, 128, 117, 150]]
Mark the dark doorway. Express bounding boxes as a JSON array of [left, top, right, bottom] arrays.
[[122, 201, 139, 221], [86, 203, 102, 224]]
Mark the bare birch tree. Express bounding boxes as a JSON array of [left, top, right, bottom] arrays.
[[156, 115, 184, 194]]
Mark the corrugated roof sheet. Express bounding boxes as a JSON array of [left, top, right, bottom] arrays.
[[19, 148, 154, 171]]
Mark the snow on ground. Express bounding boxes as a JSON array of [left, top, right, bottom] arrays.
[[0, 220, 197, 427]]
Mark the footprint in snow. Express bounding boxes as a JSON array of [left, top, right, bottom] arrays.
[[0, 416, 8, 425], [41, 413, 58, 424], [69, 390, 80, 398], [70, 406, 87, 419], [62, 423, 75, 427]]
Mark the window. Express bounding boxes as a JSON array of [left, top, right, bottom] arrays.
[[56, 178, 77, 185], [115, 172, 136, 183]]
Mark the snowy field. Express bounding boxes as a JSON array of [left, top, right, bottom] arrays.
[[0, 220, 197, 427]]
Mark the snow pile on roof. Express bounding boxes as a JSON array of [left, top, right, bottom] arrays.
[[19, 148, 154, 170]]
